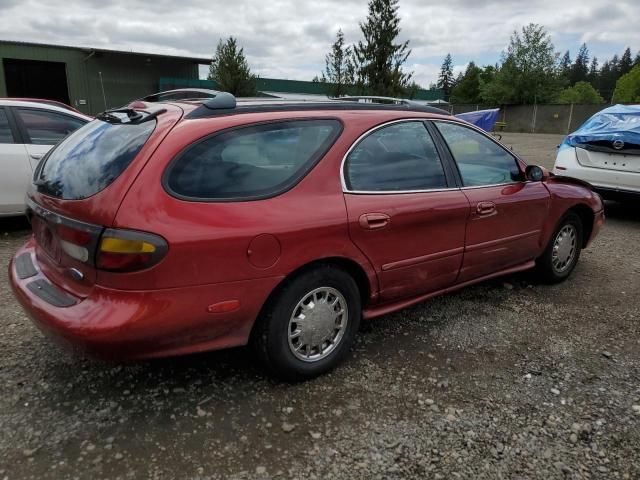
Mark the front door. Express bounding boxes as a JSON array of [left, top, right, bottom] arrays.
[[433, 120, 550, 281], [343, 120, 469, 302]]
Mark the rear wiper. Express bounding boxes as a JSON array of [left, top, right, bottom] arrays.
[[136, 108, 167, 124], [96, 108, 166, 125]]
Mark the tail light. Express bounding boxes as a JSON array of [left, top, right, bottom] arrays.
[[28, 199, 167, 273], [97, 229, 168, 272], [56, 224, 95, 262]]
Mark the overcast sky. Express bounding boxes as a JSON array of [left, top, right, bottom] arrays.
[[1, 0, 638, 87]]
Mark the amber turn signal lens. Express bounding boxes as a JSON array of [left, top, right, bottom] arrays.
[[100, 237, 157, 254], [96, 228, 167, 272]]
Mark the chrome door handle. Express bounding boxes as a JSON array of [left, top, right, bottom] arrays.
[[30, 153, 44, 160], [359, 213, 390, 230], [476, 202, 496, 216]]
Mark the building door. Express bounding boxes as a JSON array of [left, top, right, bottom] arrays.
[[3, 58, 70, 105]]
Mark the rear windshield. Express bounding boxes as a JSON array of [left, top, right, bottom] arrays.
[[35, 115, 156, 200], [164, 119, 342, 201]]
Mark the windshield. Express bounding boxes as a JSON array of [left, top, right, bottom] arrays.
[[35, 114, 156, 200]]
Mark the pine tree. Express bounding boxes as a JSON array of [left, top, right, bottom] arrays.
[[208, 37, 256, 97], [437, 53, 454, 99], [597, 55, 623, 102], [570, 43, 589, 85], [560, 50, 572, 83], [323, 29, 355, 97], [450, 61, 482, 104], [620, 47, 633, 75], [588, 57, 599, 86], [353, 0, 412, 96], [634, 51, 640, 68]]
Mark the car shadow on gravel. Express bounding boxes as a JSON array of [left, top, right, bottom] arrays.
[[0, 216, 30, 233], [603, 200, 640, 223]]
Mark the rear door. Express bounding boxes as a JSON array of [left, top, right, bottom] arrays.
[[0, 107, 31, 215], [343, 120, 469, 302], [433, 120, 550, 281]]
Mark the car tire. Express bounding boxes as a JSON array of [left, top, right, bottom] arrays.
[[251, 265, 361, 381], [536, 212, 583, 284]]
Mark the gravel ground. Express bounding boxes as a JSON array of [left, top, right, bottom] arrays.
[[1, 133, 639, 480]]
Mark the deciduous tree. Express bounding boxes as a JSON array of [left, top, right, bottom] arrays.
[[612, 65, 640, 103], [555, 81, 604, 104], [480, 24, 561, 104]]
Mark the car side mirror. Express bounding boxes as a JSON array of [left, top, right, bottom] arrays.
[[525, 165, 548, 182]]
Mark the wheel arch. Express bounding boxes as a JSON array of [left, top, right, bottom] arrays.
[[567, 203, 595, 248], [249, 256, 372, 339]]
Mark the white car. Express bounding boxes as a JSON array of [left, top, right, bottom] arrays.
[[553, 104, 640, 201], [0, 99, 90, 216]]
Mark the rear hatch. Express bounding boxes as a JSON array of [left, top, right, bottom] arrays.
[[575, 141, 640, 174], [26, 104, 182, 298]]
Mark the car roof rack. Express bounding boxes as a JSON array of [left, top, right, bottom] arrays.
[[333, 95, 421, 106], [186, 97, 450, 119]]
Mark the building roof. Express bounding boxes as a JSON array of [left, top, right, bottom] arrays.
[[0, 39, 211, 64]]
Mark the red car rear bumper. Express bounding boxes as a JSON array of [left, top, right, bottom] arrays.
[[9, 240, 282, 360]]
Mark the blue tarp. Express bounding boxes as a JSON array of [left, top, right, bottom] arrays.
[[455, 108, 500, 132], [563, 104, 640, 148]]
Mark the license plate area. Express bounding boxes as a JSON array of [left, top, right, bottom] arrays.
[[576, 148, 640, 173], [31, 214, 62, 263]]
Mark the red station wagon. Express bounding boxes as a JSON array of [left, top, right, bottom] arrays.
[[9, 92, 605, 380]]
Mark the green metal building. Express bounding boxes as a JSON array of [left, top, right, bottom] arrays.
[[0, 40, 211, 114]]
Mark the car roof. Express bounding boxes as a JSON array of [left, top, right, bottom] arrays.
[[0, 99, 91, 120]]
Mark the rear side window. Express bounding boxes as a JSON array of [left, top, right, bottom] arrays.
[[344, 121, 447, 191], [16, 108, 86, 145], [165, 119, 342, 201], [36, 115, 156, 199]]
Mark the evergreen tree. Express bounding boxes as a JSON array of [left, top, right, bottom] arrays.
[[570, 43, 589, 85], [323, 29, 355, 97], [588, 57, 599, 85], [208, 37, 256, 97], [620, 47, 633, 75], [437, 53, 455, 99], [450, 61, 482, 104], [599, 55, 620, 101], [353, 0, 412, 96], [559, 50, 572, 83], [405, 81, 422, 99], [634, 51, 640, 68]]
